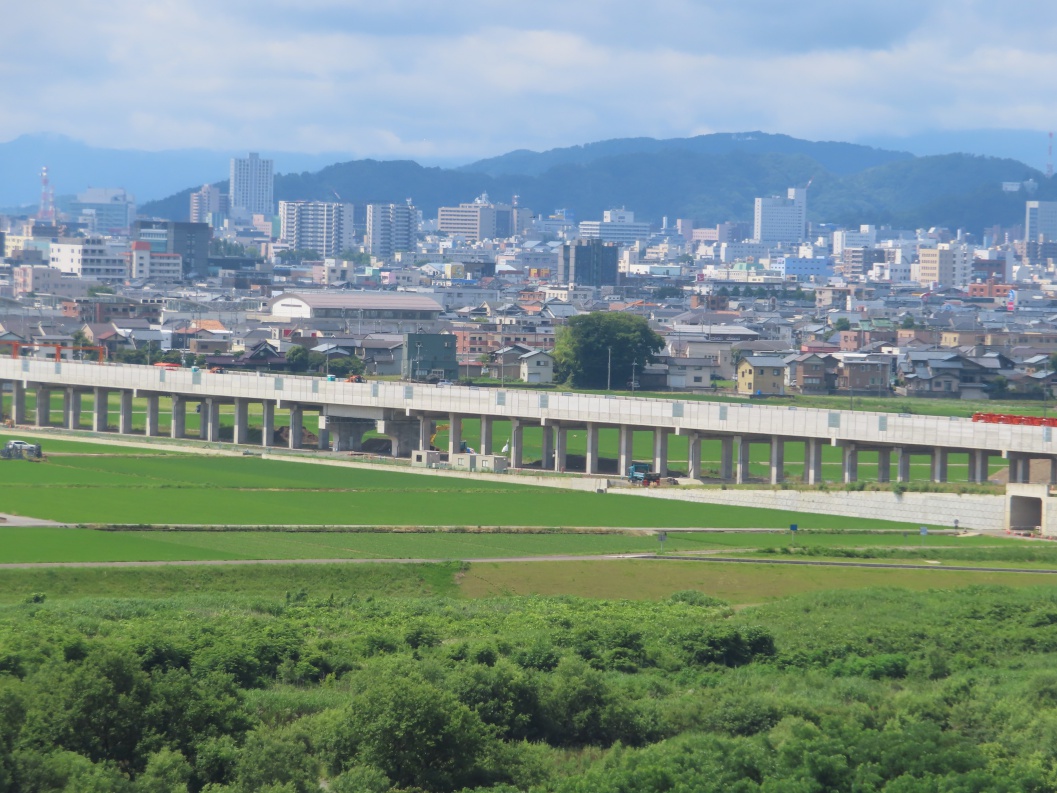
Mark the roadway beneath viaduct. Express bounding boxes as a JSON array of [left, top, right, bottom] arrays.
[[1, 358, 1053, 486]]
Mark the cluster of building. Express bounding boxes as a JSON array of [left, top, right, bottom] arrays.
[[3, 155, 1057, 399]]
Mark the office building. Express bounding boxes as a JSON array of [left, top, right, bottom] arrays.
[[50, 237, 128, 281], [1025, 201, 1057, 264], [437, 194, 532, 241], [913, 243, 972, 288], [279, 201, 355, 257], [132, 220, 211, 276], [127, 240, 183, 281], [366, 202, 417, 260], [189, 184, 230, 226], [68, 188, 136, 235], [229, 152, 274, 216], [558, 239, 619, 287], [578, 209, 652, 245], [753, 187, 807, 245]]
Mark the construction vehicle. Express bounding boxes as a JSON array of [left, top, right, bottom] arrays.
[[345, 374, 365, 383]]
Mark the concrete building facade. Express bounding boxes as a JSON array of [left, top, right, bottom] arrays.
[[278, 201, 355, 258], [557, 239, 619, 287], [229, 152, 274, 216], [366, 203, 417, 260], [753, 187, 807, 245]]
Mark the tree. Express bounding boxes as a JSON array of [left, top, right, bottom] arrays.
[[275, 249, 320, 263], [552, 313, 664, 389], [901, 315, 916, 329], [285, 346, 309, 372], [833, 318, 852, 332]]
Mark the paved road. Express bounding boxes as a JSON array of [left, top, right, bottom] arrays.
[[1, 553, 1056, 575], [0, 514, 66, 527]]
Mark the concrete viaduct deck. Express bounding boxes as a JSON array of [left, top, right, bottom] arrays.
[[0, 358, 1052, 485]]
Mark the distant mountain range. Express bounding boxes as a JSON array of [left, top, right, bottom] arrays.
[[138, 132, 1053, 234], [5, 130, 1054, 234]]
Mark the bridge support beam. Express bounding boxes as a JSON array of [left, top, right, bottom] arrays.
[[509, 418, 523, 468], [316, 412, 329, 450], [479, 416, 493, 455], [233, 398, 249, 445], [931, 448, 948, 483], [897, 448, 912, 482], [35, 387, 51, 426], [618, 426, 634, 474], [842, 445, 858, 483], [720, 436, 734, 481], [171, 396, 186, 439], [418, 417, 433, 451], [288, 404, 303, 449], [11, 381, 26, 425], [197, 402, 209, 440], [770, 437, 784, 484], [805, 438, 823, 485], [119, 391, 134, 435], [1008, 453, 1030, 484], [877, 448, 892, 483], [448, 414, 462, 456], [686, 431, 701, 479], [554, 425, 568, 472], [585, 423, 599, 475], [261, 401, 275, 447], [735, 436, 750, 484], [145, 395, 159, 437], [652, 428, 668, 477]]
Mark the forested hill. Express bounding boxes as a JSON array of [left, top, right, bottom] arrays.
[[139, 135, 1055, 233]]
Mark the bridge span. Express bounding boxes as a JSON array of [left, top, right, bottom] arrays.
[[0, 358, 1051, 484]]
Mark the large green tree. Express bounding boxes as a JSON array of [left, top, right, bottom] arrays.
[[553, 313, 664, 389]]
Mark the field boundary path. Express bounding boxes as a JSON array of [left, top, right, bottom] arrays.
[[0, 513, 66, 527]]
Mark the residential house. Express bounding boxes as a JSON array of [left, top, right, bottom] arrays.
[[737, 356, 788, 396], [519, 349, 554, 384], [787, 353, 839, 394]]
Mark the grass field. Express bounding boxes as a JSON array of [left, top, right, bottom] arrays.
[[0, 440, 939, 528]]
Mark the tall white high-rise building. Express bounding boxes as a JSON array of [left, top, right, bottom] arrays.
[[753, 187, 807, 246], [366, 203, 417, 259], [279, 201, 355, 258], [189, 184, 230, 226], [229, 152, 274, 216]]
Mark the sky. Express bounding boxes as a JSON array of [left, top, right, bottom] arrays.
[[3, 0, 1057, 163]]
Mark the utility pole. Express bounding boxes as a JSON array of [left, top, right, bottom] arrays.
[[607, 346, 612, 391], [631, 360, 638, 394]]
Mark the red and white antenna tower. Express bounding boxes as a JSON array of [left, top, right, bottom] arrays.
[[1048, 132, 1054, 179], [37, 166, 55, 223]]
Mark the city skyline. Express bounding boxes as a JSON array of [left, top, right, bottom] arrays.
[[2, 0, 1057, 164]]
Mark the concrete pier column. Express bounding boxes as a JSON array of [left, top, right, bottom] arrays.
[[61, 388, 72, 428], [376, 419, 419, 457], [770, 437, 785, 484], [735, 436, 751, 484], [931, 448, 948, 483], [509, 418, 523, 468], [554, 425, 568, 472], [968, 450, 989, 483], [144, 395, 159, 436], [805, 438, 823, 485], [261, 401, 275, 447], [317, 417, 329, 450], [652, 428, 669, 477], [479, 417, 493, 455], [233, 398, 249, 445], [1050, 458, 1057, 486], [288, 404, 303, 448], [585, 423, 599, 475], [618, 426, 634, 474], [67, 389, 82, 429], [877, 448, 892, 483], [198, 402, 209, 440], [1009, 454, 1030, 484], [686, 432, 702, 479], [171, 396, 186, 439], [720, 436, 735, 481], [119, 391, 134, 435], [330, 419, 374, 452], [35, 387, 51, 427], [418, 417, 433, 451], [842, 445, 859, 483], [11, 381, 26, 424], [540, 423, 554, 468], [448, 414, 463, 455], [897, 448, 912, 482]]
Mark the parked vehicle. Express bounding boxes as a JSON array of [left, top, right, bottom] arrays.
[[627, 463, 651, 483]]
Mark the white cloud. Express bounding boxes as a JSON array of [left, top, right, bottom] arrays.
[[1, 0, 1056, 158]]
